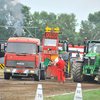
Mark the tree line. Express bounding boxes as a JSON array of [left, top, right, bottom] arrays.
[[0, 0, 100, 45]]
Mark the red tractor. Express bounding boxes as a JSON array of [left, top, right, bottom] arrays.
[[41, 26, 73, 78], [4, 37, 45, 81]]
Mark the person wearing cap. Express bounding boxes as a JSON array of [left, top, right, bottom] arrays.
[[56, 55, 66, 85]]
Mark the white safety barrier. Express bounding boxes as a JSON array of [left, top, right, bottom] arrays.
[[74, 83, 83, 100], [35, 84, 43, 100]]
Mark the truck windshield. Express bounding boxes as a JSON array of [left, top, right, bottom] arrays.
[[7, 42, 37, 54], [44, 39, 57, 46], [88, 43, 100, 53]]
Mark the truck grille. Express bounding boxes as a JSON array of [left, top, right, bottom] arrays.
[[6, 60, 35, 68]]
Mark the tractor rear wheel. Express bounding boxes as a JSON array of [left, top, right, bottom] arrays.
[[65, 60, 68, 78], [65, 60, 72, 78], [98, 67, 100, 83], [72, 62, 83, 82]]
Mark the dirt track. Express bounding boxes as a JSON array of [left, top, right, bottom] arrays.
[[0, 75, 100, 100]]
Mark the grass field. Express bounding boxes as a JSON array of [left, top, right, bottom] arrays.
[[44, 89, 100, 100]]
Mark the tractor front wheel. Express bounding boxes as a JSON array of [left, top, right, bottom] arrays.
[[72, 62, 83, 82]]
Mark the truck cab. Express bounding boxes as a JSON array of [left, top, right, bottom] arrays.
[[4, 37, 42, 81]]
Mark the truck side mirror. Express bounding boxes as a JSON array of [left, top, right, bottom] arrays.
[[40, 46, 43, 52]]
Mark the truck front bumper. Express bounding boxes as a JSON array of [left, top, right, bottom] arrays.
[[4, 67, 38, 76]]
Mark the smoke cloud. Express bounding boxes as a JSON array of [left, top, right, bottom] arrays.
[[0, 0, 24, 36]]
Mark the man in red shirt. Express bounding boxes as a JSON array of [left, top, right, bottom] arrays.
[[56, 56, 66, 85]]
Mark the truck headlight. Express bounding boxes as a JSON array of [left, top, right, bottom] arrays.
[[6, 69, 11, 72], [30, 70, 34, 73]]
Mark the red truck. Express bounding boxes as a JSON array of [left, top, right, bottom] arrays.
[[4, 37, 45, 81]]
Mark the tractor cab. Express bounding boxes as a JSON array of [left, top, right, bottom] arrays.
[[41, 26, 63, 78], [88, 41, 100, 53], [41, 26, 62, 61], [73, 38, 100, 83], [83, 40, 100, 75]]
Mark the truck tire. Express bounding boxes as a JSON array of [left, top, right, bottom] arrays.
[[40, 70, 46, 80], [34, 70, 40, 81], [72, 62, 83, 82], [98, 67, 100, 83], [4, 73, 10, 80]]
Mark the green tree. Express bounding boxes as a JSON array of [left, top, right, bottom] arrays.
[[56, 13, 77, 44], [28, 11, 57, 41], [79, 11, 100, 45], [78, 20, 93, 44], [88, 11, 100, 24]]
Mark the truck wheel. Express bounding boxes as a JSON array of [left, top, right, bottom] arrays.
[[34, 70, 40, 81], [98, 67, 100, 83], [40, 70, 46, 80], [72, 62, 83, 82], [4, 73, 10, 80]]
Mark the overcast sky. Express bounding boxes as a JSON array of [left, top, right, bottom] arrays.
[[19, 0, 100, 32]]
